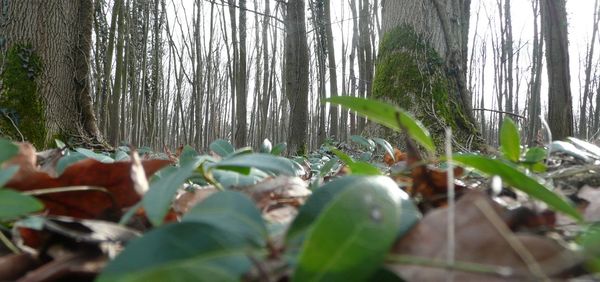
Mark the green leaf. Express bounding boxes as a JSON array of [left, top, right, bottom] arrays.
[[209, 139, 234, 157], [319, 158, 338, 177], [523, 147, 547, 164], [287, 176, 419, 249], [325, 96, 435, 153], [330, 149, 380, 175], [182, 191, 267, 247], [499, 118, 521, 162], [0, 188, 43, 221], [0, 138, 18, 164], [55, 151, 87, 175], [213, 153, 299, 176], [350, 135, 375, 151], [0, 166, 18, 187], [98, 222, 255, 282], [211, 169, 267, 189], [75, 148, 114, 163], [260, 139, 272, 153], [179, 145, 200, 164], [271, 142, 287, 156], [452, 154, 582, 221], [372, 137, 395, 161], [143, 157, 203, 226], [292, 176, 408, 282], [54, 139, 66, 149]]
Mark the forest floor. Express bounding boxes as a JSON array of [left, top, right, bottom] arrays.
[[0, 135, 600, 281]]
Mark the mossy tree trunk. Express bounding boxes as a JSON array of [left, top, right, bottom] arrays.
[[374, 0, 480, 149], [1, 0, 101, 147]]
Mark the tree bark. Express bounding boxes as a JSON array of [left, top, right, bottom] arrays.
[[2, 0, 101, 147], [285, 0, 309, 155], [376, 0, 479, 148], [541, 0, 573, 140]]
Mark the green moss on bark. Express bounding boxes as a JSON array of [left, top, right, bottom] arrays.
[[372, 25, 477, 149], [0, 44, 46, 148]]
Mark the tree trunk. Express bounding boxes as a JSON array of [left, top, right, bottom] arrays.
[[285, 0, 309, 155], [1, 0, 101, 147], [375, 0, 479, 148], [579, 0, 599, 138], [527, 0, 544, 146], [324, 0, 338, 139], [234, 0, 247, 147], [541, 0, 573, 140]]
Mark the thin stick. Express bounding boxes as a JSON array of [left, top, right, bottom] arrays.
[[22, 186, 109, 196], [386, 254, 516, 278], [445, 128, 455, 282], [472, 108, 526, 120], [474, 199, 550, 281], [0, 230, 20, 254]]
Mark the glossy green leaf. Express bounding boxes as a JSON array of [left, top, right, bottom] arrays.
[[182, 191, 267, 247], [499, 118, 521, 162], [292, 176, 407, 282], [260, 139, 272, 153], [143, 157, 203, 226], [271, 142, 287, 156], [209, 139, 234, 157], [350, 135, 375, 151], [0, 166, 18, 187], [55, 151, 87, 175], [98, 222, 255, 282], [0, 188, 43, 221], [452, 154, 582, 221], [75, 148, 114, 163], [179, 145, 200, 164], [372, 137, 395, 161], [319, 158, 338, 177], [523, 147, 546, 164], [54, 139, 66, 149], [325, 96, 435, 153], [213, 153, 299, 176], [331, 149, 380, 175], [0, 138, 18, 164], [211, 169, 267, 189], [287, 176, 419, 249]]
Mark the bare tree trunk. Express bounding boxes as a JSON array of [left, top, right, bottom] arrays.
[[324, 0, 338, 139], [527, 0, 544, 145], [542, 0, 573, 140], [234, 0, 248, 147], [580, 0, 600, 138], [285, 0, 309, 155]]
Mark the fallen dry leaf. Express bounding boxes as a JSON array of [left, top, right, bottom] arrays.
[[576, 185, 600, 222], [3, 143, 171, 219], [390, 190, 580, 281], [234, 175, 311, 211], [383, 148, 406, 166], [173, 187, 218, 215]]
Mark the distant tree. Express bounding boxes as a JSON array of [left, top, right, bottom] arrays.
[[234, 0, 248, 148], [374, 0, 480, 147], [541, 0, 573, 140], [1, 0, 101, 147], [285, 0, 309, 155], [527, 0, 544, 146]]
